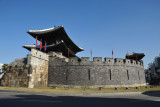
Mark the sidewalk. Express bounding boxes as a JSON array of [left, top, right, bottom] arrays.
[[0, 89, 144, 96]]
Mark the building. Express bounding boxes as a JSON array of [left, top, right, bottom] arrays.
[[154, 56, 160, 73], [0, 64, 3, 73], [0, 64, 4, 82], [146, 56, 160, 85], [1, 26, 146, 88]]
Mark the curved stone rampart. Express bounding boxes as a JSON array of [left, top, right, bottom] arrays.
[[48, 57, 146, 87]]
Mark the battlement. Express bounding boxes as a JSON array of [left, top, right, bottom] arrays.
[[49, 57, 145, 87], [104, 57, 113, 63], [66, 57, 144, 67]]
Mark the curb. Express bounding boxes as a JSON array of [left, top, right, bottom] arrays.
[[47, 92, 144, 96], [0, 90, 144, 96]]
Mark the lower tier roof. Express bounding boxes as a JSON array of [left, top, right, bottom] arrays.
[[23, 42, 77, 57]]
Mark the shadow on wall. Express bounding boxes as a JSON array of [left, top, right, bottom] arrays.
[[0, 73, 4, 85], [0, 91, 160, 107], [142, 91, 160, 97]]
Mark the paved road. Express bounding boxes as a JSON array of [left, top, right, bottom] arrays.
[[0, 91, 160, 107]]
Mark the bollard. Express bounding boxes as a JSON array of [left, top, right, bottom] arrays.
[[52, 86, 57, 89], [126, 87, 130, 90], [98, 87, 103, 91], [150, 85, 153, 88], [136, 87, 140, 89], [115, 87, 118, 90], [145, 86, 148, 88]]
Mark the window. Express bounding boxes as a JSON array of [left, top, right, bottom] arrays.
[[138, 71, 140, 80], [127, 70, 129, 80], [88, 69, 91, 80], [66, 69, 68, 80], [109, 69, 111, 80]]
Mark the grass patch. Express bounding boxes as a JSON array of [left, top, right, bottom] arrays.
[[0, 86, 160, 93]]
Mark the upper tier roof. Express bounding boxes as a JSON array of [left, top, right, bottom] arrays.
[[27, 26, 84, 54], [126, 52, 145, 61]]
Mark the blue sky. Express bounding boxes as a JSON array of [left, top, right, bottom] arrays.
[[0, 0, 160, 68]]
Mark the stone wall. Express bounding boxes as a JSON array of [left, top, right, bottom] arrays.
[[1, 49, 146, 88], [1, 65, 29, 87], [9, 58, 27, 67], [48, 56, 146, 88], [27, 49, 49, 88], [1, 49, 49, 88]]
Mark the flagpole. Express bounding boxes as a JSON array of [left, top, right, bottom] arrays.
[[36, 36, 37, 49], [68, 48, 69, 58], [44, 41, 46, 52], [91, 49, 92, 61], [112, 50, 113, 59], [40, 39, 42, 51]]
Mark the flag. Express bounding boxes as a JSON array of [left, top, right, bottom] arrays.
[[44, 41, 47, 52], [91, 49, 92, 55], [112, 50, 113, 55], [40, 39, 42, 51], [36, 36, 38, 48], [68, 48, 69, 58]]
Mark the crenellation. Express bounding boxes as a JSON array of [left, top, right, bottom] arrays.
[[81, 57, 90, 62], [137, 61, 141, 67], [114, 58, 124, 65], [65, 57, 145, 67], [93, 57, 103, 65], [104, 57, 114, 65], [80, 57, 91, 65], [68, 57, 79, 65], [140, 61, 144, 66], [124, 59, 130, 64], [93, 57, 102, 62], [131, 60, 136, 65]]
